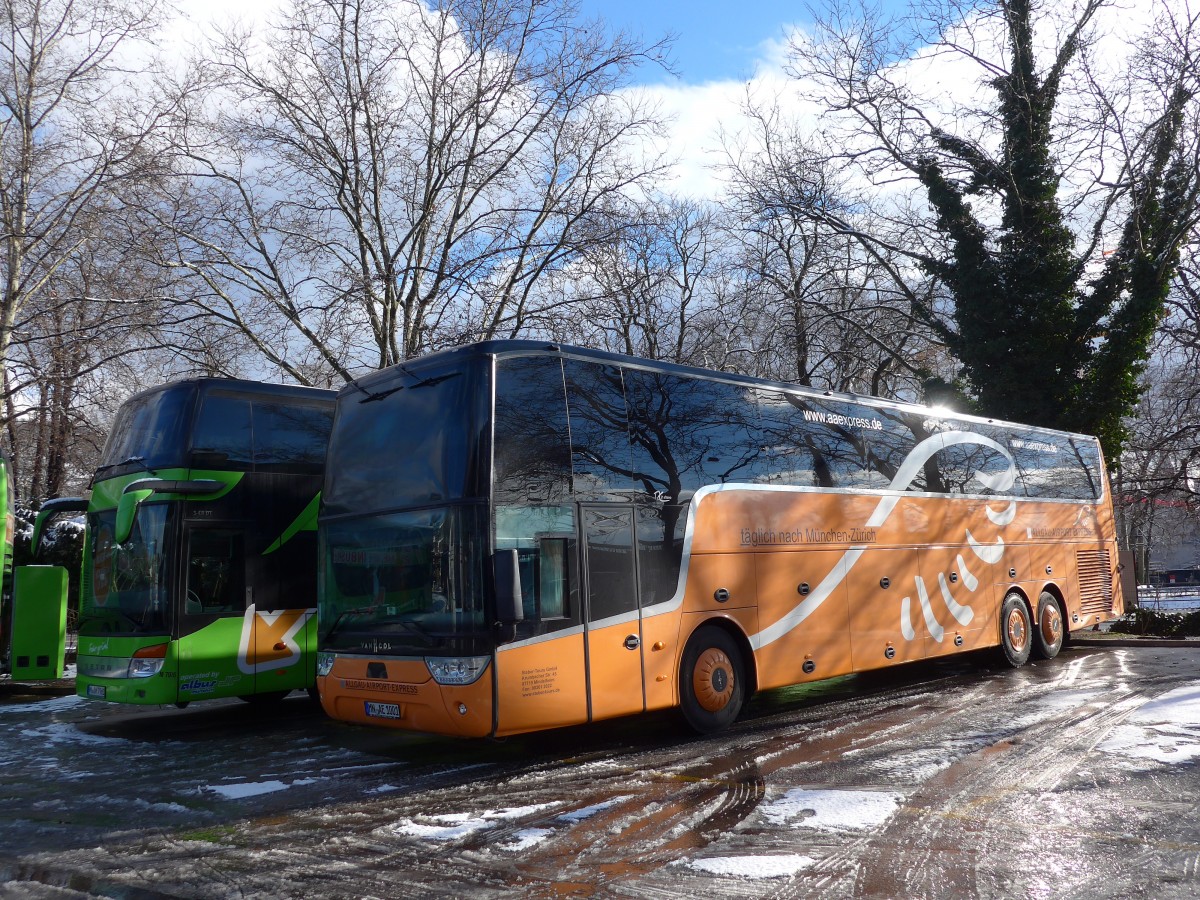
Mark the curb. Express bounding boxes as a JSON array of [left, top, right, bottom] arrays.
[[0, 678, 76, 698], [1071, 637, 1200, 648]]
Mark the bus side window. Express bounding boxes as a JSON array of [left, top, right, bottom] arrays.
[[253, 401, 334, 469], [186, 530, 245, 615], [191, 396, 252, 466], [936, 426, 1014, 495], [537, 537, 570, 619], [1012, 432, 1097, 499], [623, 371, 765, 496]]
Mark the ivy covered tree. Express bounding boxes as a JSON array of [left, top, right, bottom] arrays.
[[790, 0, 1200, 457]]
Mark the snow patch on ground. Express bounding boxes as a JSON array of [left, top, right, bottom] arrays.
[[681, 854, 816, 878], [204, 780, 291, 799], [557, 795, 632, 823], [87, 794, 192, 814], [499, 828, 554, 851], [763, 788, 902, 832], [1097, 683, 1200, 765], [0, 694, 86, 716], [365, 784, 399, 794], [864, 747, 955, 783], [20, 722, 124, 745], [392, 803, 560, 841]]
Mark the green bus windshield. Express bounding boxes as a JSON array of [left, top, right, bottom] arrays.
[[80, 506, 172, 636], [96, 386, 194, 475]]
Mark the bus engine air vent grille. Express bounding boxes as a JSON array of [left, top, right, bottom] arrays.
[[1076, 549, 1113, 616]]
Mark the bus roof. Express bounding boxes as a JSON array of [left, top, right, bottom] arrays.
[[345, 340, 1100, 444], [125, 377, 336, 405]]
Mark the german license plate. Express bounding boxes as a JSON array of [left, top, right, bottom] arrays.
[[87, 684, 106, 699], [364, 701, 401, 719]]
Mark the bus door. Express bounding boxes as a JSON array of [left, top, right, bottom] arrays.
[[176, 523, 252, 701], [580, 505, 645, 721]]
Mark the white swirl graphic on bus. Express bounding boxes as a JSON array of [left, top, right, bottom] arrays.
[[748, 431, 1017, 650]]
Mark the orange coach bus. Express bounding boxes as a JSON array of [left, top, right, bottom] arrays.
[[315, 341, 1123, 736]]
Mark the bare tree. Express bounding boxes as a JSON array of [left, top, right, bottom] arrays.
[[0, 0, 168, 430], [144, 0, 670, 384], [719, 92, 947, 397], [545, 194, 746, 368]]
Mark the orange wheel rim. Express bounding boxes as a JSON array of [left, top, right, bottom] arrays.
[[693, 648, 735, 712], [1041, 606, 1061, 645], [1007, 608, 1028, 651]]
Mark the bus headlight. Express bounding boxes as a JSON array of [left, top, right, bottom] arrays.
[[316, 652, 335, 677], [128, 657, 165, 677], [129, 643, 167, 678], [426, 656, 489, 685]]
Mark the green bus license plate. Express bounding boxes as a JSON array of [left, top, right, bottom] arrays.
[[364, 701, 401, 719], [87, 684, 106, 699]]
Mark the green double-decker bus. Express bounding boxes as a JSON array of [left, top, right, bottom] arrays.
[[73, 378, 335, 706]]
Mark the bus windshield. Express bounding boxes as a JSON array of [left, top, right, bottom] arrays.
[[80, 506, 172, 635], [96, 386, 194, 474], [323, 362, 483, 516], [320, 506, 488, 656]]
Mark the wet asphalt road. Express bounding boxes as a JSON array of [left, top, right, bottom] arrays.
[[4, 642, 1200, 898]]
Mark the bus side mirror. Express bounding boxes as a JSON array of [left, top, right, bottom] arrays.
[[31, 497, 88, 559], [115, 478, 224, 543], [493, 549, 524, 626], [115, 489, 155, 545]]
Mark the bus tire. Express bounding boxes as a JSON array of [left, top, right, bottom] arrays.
[[1032, 591, 1064, 660], [680, 627, 745, 734], [999, 593, 1032, 667]]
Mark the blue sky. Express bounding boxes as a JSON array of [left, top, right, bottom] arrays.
[[578, 1, 805, 84], [577, 1, 910, 85]]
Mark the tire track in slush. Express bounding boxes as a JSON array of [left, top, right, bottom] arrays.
[[455, 674, 998, 895], [853, 685, 1148, 898]]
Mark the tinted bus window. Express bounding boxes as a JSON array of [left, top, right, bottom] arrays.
[[1072, 438, 1104, 499], [636, 503, 686, 606], [563, 360, 635, 501], [100, 387, 194, 470], [624, 371, 765, 499], [191, 395, 253, 465], [324, 365, 479, 516], [867, 406, 939, 491], [253, 401, 333, 469], [756, 390, 826, 487], [758, 392, 877, 490], [1012, 432, 1100, 499], [494, 357, 572, 504], [932, 423, 1016, 496]]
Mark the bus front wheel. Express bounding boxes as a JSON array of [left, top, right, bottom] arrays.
[[999, 593, 1032, 667], [1032, 592, 1064, 660], [680, 627, 745, 734]]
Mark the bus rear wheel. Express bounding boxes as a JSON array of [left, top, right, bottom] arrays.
[[680, 627, 745, 734], [1032, 591, 1064, 660], [999, 593, 1032, 667]]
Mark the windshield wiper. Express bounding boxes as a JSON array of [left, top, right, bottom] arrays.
[[93, 456, 157, 479], [323, 605, 381, 638], [77, 609, 146, 634], [349, 369, 461, 404]]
